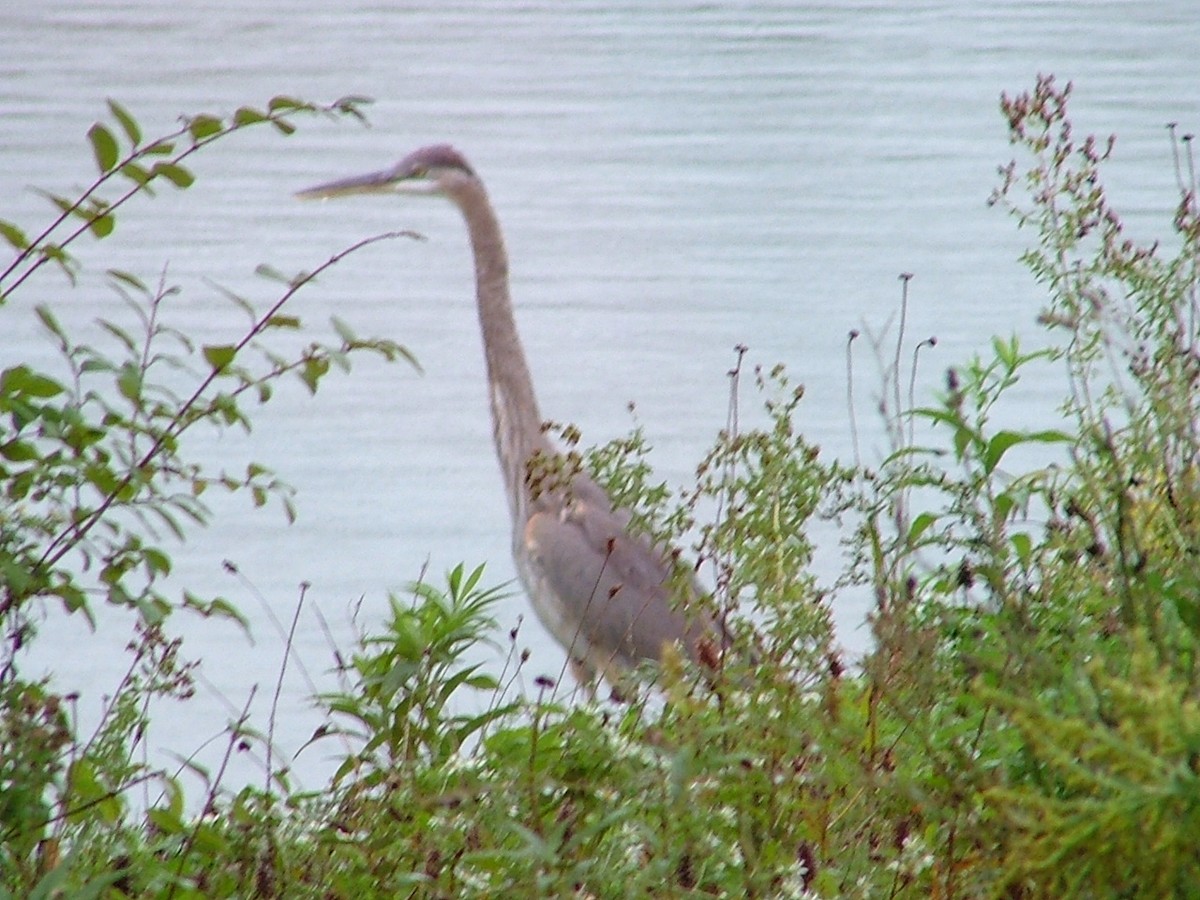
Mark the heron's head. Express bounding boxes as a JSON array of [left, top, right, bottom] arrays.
[[296, 144, 477, 202]]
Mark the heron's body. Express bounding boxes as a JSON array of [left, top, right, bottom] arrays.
[[300, 145, 721, 688]]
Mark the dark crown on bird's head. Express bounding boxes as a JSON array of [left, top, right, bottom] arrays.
[[400, 144, 476, 178]]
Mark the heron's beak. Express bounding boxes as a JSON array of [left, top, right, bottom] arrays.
[[295, 167, 406, 201], [296, 166, 436, 201]]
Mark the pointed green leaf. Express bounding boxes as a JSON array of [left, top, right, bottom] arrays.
[[2, 364, 64, 397], [188, 114, 224, 140], [119, 160, 151, 187], [908, 511, 938, 544], [106, 98, 141, 146], [254, 263, 289, 283], [268, 95, 307, 112], [117, 365, 142, 402], [984, 430, 1025, 474], [0, 440, 39, 462], [35, 305, 68, 342], [0, 219, 28, 251], [203, 344, 237, 371], [106, 269, 148, 292], [233, 106, 267, 126], [87, 123, 120, 173], [99, 320, 137, 353], [143, 547, 172, 576], [150, 162, 194, 189], [1025, 429, 1074, 445]]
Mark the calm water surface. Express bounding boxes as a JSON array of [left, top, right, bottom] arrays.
[[3, 1, 1198, 788]]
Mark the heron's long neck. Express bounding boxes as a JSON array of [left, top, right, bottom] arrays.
[[456, 184, 550, 522]]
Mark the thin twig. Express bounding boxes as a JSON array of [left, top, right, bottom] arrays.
[[892, 273, 914, 448], [713, 344, 749, 612], [847, 329, 861, 470], [908, 336, 937, 449], [266, 581, 309, 794]]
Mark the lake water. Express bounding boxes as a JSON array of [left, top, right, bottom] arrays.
[[3, 0, 1198, 791]]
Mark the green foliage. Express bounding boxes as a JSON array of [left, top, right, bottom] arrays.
[[844, 75, 1200, 897], [0, 96, 414, 895], [321, 563, 512, 782]]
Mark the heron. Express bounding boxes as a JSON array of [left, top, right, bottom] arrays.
[[298, 144, 729, 692]]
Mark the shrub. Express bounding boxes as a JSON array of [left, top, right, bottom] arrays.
[[0, 96, 416, 895]]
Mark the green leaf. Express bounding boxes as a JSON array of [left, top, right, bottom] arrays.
[[953, 425, 972, 460], [0, 219, 29, 251], [268, 95, 307, 112], [188, 114, 223, 140], [203, 344, 237, 371], [143, 547, 171, 576], [1025, 428, 1074, 445], [106, 269, 148, 292], [35, 305, 68, 343], [983, 430, 1024, 474], [299, 356, 330, 394], [183, 593, 248, 627], [1010, 531, 1033, 566], [54, 582, 90, 618], [66, 758, 124, 824], [271, 118, 296, 136], [146, 807, 184, 835], [87, 123, 120, 173], [2, 364, 64, 397], [106, 98, 141, 146], [908, 511, 937, 544], [86, 212, 115, 238], [254, 263, 290, 283], [142, 139, 175, 155], [119, 160, 151, 187], [150, 161, 194, 189], [116, 365, 142, 402], [464, 673, 500, 690], [233, 106, 267, 126], [0, 439, 39, 462]]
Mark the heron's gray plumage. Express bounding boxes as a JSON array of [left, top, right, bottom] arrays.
[[300, 145, 725, 689]]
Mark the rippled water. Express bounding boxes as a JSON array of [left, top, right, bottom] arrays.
[[3, 0, 1197, 788]]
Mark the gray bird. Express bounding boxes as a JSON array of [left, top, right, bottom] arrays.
[[298, 145, 728, 691]]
